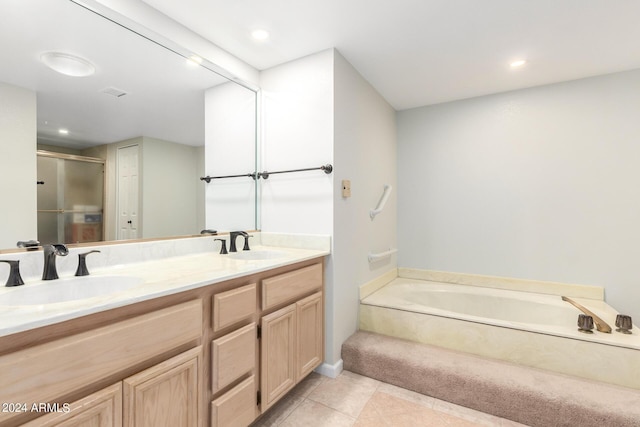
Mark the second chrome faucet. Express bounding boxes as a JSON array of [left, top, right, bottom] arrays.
[[42, 244, 69, 280], [229, 231, 251, 252]]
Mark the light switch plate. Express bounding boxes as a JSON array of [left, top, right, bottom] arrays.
[[342, 180, 351, 198]]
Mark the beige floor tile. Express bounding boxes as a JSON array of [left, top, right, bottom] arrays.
[[290, 372, 326, 398], [307, 373, 378, 418], [358, 391, 482, 427], [280, 399, 355, 427], [339, 371, 381, 388], [376, 382, 437, 409], [255, 370, 528, 427], [362, 391, 430, 418], [252, 394, 305, 426], [432, 399, 504, 426], [352, 416, 390, 427]]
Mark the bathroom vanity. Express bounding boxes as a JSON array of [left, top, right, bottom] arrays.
[[0, 237, 327, 427]]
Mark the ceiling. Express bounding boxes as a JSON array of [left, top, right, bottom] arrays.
[[139, 0, 640, 110], [0, 0, 228, 148]]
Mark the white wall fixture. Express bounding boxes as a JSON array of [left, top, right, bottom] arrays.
[[370, 184, 392, 219], [368, 248, 398, 263]]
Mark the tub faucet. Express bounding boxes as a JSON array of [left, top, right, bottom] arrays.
[[42, 244, 69, 280], [562, 296, 612, 333], [229, 231, 250, 252]]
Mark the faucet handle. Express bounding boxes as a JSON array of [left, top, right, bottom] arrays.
[[0, 260, 25, 287], [214, 239, 228, 255], [615, 314, 633, 334], [577, 314, 594, 334], [200, 229, 218, 235], [75, 250, 101, 276], [17, 240, 40, 250], [242, 235, 253, 251]]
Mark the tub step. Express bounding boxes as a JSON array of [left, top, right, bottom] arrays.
[[342, 331, 640, 427]]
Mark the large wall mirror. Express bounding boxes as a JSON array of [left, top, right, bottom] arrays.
[[0, 0, 258, 251]]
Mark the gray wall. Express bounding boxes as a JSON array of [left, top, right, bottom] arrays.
[[397, 68, 640, 321], [333, 51, 397, 364]]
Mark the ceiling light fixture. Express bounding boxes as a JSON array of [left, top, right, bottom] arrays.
[[186, 55, 203, 67], [510, 59, 527, 68], [251, 29, 270, 41], [41, 52, 95, 77], [58, 128, 69, 135]]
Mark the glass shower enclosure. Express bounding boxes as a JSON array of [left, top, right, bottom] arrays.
[[37, 151, 105, 245]]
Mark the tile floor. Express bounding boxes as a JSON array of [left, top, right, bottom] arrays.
[[252, 371, 528, 427]]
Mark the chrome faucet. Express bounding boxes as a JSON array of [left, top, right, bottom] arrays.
[[42, 244, 69, 280], [229, 231, 250, 252]]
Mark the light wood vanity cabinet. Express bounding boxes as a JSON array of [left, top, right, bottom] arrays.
[[259, 265, 324, 412], [25, 348, 202, 427], [0, 257, 324, 427], [21, 383, 123, 427], [123, 347, 201, 427]]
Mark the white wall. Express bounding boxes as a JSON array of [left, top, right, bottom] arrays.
[[0, 83, 37, 248], [204, 82, 257, 232], [332, 52, 397, 364], [397, 69, 640, 321], [259, 50, 335, 235], [259, 49, 397, 366]]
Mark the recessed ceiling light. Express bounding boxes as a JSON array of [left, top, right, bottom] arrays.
[[186, 55, 203, 67], [58, 128, 69, 135], [41, 52, 95, 77], [510, 60, 527, 68], [251, 29, 270, 41]]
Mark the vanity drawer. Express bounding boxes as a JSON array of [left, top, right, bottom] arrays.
[[212, 283, 256, 332], [211, 323, 256, 393], [210, 376, 257, 427], [0, 299, 202, 425], [261, 263, 322, 310]]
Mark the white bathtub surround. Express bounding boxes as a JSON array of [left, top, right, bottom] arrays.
[[0, 232, 330, 336], [359, 268, 398, 299], [360, 274, 640, 389], [399, 268, 604, 300]]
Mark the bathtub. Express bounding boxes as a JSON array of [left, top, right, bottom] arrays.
[[359, 272, 640, 389]]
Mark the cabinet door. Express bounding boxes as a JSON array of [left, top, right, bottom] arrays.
[[123, 347, 201, 427], [296, 292, 323, 380], [211, 323, 256, 393], [260, 304, 296, 411], [22, 383, 122, 427]]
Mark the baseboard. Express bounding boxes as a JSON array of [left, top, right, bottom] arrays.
[[315, 359, 343, 379]]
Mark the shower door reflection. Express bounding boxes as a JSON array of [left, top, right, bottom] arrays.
[[37, 152, 105, 245]]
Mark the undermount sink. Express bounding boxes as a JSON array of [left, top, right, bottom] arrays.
[[0, 275, 144, 306], [228, 250, 289, 260]]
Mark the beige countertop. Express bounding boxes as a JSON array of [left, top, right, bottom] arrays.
[[0, 244, 329, 337]]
